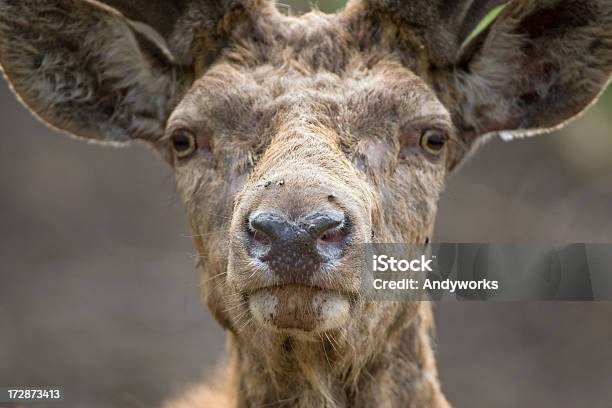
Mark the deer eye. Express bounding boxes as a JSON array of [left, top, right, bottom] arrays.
[[419, 130, 448, 156], [171, 129, 197, 159]]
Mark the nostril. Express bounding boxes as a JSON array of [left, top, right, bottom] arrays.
[[250, 228, 271, 245], [247, 212, 285, 252], [319, 229, 345, 244], [315, 216, 350, 262], [305, 210, 351, 258], [248, 220, 267, 244], [304, 210, 345, 237], [249, 213, 282, 235]]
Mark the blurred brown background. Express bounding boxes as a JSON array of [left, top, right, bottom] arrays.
[[1, 1, 612, 407]]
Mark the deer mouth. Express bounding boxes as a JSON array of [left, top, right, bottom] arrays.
[[247, 284, 352, 333]]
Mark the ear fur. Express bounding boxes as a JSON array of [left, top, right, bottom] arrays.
[[345, 0, 612, 168], [452, 0, 612, 144], [0, 0, 188, 144]]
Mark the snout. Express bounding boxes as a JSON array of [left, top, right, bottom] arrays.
[[228, 171, 371, 333], [246, 209, 351, 282]]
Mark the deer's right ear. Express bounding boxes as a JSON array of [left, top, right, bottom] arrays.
[[0, 0, 187, 144], [0, 0, 260, 145]]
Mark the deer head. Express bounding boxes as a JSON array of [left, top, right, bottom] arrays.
[[1, 0, 611, 406]]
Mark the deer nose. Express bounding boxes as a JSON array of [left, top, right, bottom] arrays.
[[246, 210, 350, 276]]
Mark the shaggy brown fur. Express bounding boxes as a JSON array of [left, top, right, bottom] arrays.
[[1, 1, 611, 407]]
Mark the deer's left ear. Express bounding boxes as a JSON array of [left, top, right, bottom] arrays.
[[446, 0, 612, 147]]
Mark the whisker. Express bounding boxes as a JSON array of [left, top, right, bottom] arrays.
[[200, 271, 226, 284]]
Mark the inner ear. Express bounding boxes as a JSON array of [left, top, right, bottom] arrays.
[[447, 0, 612, 149], [0, 1, 275, 145], [0, 0, 185, 143], [516, 1, 598, 39]]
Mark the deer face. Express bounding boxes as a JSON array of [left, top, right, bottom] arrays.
[[1, 0, 611, 340], [170, 46, 452, 333]]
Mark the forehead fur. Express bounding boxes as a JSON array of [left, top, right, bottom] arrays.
[[173, 62, 446, 124], [170, 11, 450, 136]]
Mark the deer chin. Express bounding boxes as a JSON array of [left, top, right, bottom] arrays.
[[247, 284, 351, 334]]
